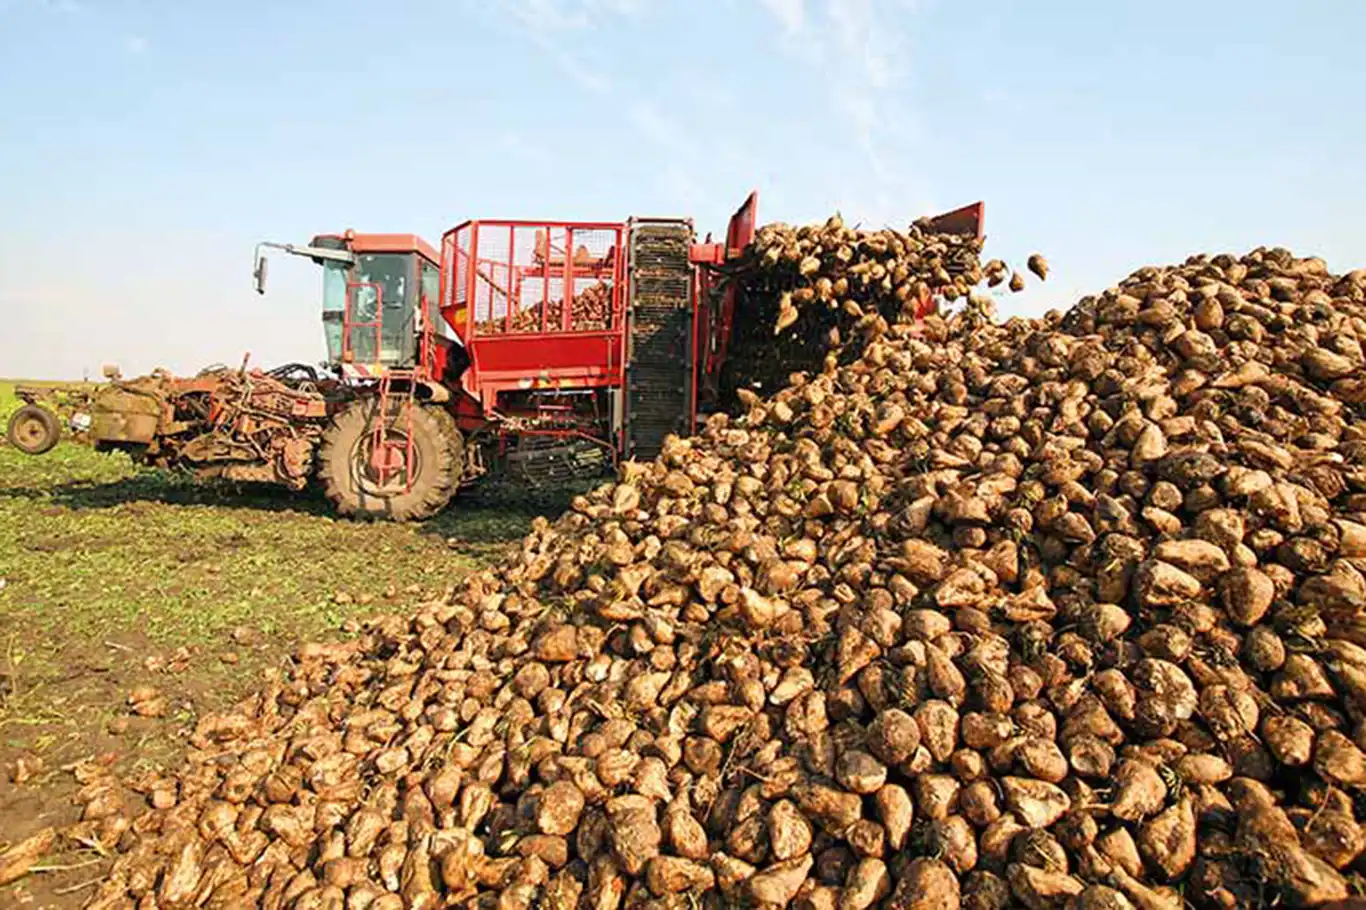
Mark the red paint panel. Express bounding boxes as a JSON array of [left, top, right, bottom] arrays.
[[345, 232, 441, 263], [700, 190, 760, 398], [463, 331, 625, 401], [922, 202, 985, 239], [724, 191, 758, 253]]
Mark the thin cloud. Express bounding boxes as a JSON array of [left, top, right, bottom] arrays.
[[496, 132, 554, 171], [826, 0, 901, 113], [504, 0, 614, 93], [490, 2, 743, 216], [506, 0, 933, 227], [625, 99, 730, 215], [758, 0, 805, 34], [505, 0, 592, 31], [504, 0, 643, 31], [1, 0, 82, 12], [628, 100, 686, 150], [585, 0, 644, 16], [550, 46, 612, 93], [124, 35, 148, 54], [755, 0, 932, 225]]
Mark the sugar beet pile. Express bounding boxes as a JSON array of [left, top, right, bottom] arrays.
[[36, 216, 1366, 909]]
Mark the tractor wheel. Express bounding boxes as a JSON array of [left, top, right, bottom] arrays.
[[6, 404, 61, 455], [316, 399, 461, 521]]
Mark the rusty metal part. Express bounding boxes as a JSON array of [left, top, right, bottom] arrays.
[[84, 365, 342, 490], [501, 434, 612, 488], [5, 404, 61, 454], [14, 383, 94, 411], [12, 383, 96, 443]]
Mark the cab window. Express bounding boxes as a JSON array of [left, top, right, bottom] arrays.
[[352, 253, 416, 364]]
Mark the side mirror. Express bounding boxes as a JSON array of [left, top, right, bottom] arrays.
[[253, 254, 269, 295]]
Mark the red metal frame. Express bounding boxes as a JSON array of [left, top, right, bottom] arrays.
[[692, 191, 759, 407], [689, 268, 700, 435], [413, 253, 445, 383], [922, 202, 985, 240], [345, 231, 442, 262], [330, 242, 451, 492], [327, 241, 451, 383], [417, 285, 436, 379], [371, 372, 417, 491], [342, 281, 383, 365], [438, 220, 629, 425]]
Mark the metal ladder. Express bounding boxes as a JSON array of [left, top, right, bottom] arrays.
[[370, 371, 417, 491]]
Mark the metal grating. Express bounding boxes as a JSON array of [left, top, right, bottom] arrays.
[[626, 220, 694, 461]]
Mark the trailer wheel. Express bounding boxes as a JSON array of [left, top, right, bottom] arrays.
[[6, 404, 61, 455], [317, 400, 461, 521]]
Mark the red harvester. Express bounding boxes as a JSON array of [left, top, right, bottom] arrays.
[[6, 192, 983, 520]]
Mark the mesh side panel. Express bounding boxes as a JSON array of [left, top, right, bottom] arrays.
[[473, 225, 620, 335], [626, 221, 693, 461], [471, 224, 514, 330], [448, 228, 472, 311]]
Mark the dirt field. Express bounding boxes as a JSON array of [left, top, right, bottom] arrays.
[[0, 382, 542, 908]]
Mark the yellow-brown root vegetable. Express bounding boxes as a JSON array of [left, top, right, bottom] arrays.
[[67, 234, 1366, 910]]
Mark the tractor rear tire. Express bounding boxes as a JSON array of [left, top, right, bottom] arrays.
[[6, 404, 61, 455], [429, 406, 466, 473], [316, 399, 460, 521]]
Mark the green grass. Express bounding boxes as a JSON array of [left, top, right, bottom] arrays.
[[0, 381, 19, 420], [0, 445, 529, 645], [1, 389, 535, 654], [0, 380, 561, 906], [0, 381, 570, 745]]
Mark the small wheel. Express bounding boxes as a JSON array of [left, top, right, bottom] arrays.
[[316, 399, 459, 521], [6, 404, 61, 455]]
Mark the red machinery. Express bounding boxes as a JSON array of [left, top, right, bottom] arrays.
[[248, 191, 983, 519], [436, 213, 714, 466], [9, 191, 982, 522]]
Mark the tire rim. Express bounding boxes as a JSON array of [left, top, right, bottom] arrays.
[[351, 428, 421, 497], [12, 413, 50, 451]]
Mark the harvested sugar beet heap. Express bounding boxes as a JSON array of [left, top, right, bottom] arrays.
[[477, 281, 613, 335], [715, 214, 996, 403], [59, 223, 1366, 910]]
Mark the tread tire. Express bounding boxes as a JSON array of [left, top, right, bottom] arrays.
[[6, 404, 61, 455], [429, 406, 466, 475], [316, 399, 459, 521]]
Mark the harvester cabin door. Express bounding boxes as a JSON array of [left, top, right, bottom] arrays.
[[347, 253, 418, 368], [345, 281, 383, 368]]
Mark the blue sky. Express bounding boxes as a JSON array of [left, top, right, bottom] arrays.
[[2, 0, 1363, 379]]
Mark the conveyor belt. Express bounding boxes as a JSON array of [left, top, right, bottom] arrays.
[[626, 221, 694, 461]]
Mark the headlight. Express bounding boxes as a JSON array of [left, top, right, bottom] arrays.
[[71, 412, 92, 432]]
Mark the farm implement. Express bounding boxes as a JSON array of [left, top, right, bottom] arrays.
[[7, 192, 984, 520]]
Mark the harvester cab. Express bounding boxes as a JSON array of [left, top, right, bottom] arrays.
[[252, 231, 453, 381]]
